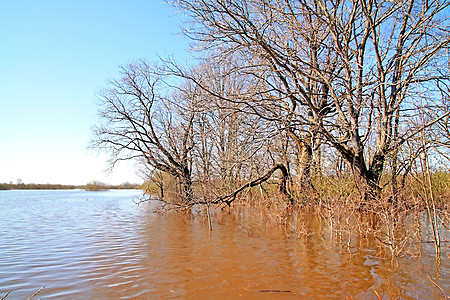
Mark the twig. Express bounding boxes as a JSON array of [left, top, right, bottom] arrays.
[[27, 286, 45, 300], [1, 291, 11, 300], [258, 289, 291, 293], [427, 275, 447, 299], [206, 202, 213, 231], [373, 290, 382, 300]]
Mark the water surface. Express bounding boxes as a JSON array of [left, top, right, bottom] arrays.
[[0, 190, 448, 299]]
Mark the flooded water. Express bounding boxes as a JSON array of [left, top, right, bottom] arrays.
[[0, 190, 448, 299]]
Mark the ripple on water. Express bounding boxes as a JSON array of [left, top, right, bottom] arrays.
[[0, 190, 448, 299]]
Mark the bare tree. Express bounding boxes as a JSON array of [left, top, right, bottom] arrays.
[[185, 56, 290, 198], [172, 0, 346, 191], [91, 61, 197, 203], [173, 0, 450, 202]]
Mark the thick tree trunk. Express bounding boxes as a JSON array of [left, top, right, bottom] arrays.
[[350, 153, 383, 202], [312, 141, 321, 178], [159, 184, 165, 199], [181, 165, 194, 203], [182, 177, 193, 203], [288, 130, 314, 191], [296, 139, 313, 190]]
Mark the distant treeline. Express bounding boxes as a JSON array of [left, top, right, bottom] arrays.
[[0, 182, 141, 191], [0, 183, 78, 190]]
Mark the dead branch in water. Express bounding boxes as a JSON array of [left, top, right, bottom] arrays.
[[146, 163, 291, 210], [1, 291, 11, 300], [1, 286, 45, 300], [210, 163, 290, 206], [27, 286, 45, 300]]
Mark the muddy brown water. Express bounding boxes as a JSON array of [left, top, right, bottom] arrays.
[[0, 190, 448, 299]]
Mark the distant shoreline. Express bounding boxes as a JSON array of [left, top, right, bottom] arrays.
[[0, 183, 141, 191]]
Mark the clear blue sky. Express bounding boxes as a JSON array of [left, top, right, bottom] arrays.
[[0, 0, 189, 185]]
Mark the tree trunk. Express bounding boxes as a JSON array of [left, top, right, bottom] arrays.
[[296, 139, 313, 190], [351, 153, 383, 202], [181, 165, 194, 203], [288, 130, 314, 191]]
